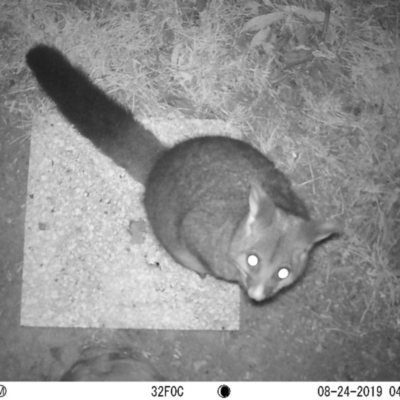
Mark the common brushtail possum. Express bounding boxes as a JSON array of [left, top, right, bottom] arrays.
[[26, 44, 340, 302]]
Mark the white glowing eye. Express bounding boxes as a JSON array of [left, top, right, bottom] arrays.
[[278, 267, 290, 280], [247, 254, 259, 267]]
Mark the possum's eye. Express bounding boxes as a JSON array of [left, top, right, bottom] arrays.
[[247, 254, 259, 268], [277, 267, 290, 280]]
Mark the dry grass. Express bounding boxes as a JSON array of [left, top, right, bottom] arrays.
[[2, 0, 399, 335]]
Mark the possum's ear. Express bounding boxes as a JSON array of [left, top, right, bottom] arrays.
[[245, 181, 276, 235], [304, 219, 343, 244]]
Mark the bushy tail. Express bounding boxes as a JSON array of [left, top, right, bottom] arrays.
[[26, 44, 165, 183]]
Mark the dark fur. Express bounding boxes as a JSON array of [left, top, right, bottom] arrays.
[[26, 44, 165, 184]]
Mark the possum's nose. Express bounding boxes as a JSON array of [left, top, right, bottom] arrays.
[[247, 284, 274, 301]]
